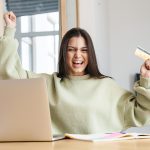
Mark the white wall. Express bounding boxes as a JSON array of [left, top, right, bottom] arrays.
[[78, 0, 150, 90], [78, 0, 110, 75], [109, 0, 150, 90]]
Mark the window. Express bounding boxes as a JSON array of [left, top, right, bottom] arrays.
[[16, 12, 59, 74]]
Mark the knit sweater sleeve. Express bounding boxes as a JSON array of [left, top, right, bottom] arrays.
[[123, 76, 150, 129], [0, 27, 30, 79]]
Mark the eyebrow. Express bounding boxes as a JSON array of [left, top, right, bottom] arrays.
[[67, 46, 88, 49]]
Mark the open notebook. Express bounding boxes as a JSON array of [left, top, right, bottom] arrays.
[[0, 78, 64, 142], [64, 132, 150, 142]]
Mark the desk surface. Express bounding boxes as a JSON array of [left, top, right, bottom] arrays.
[[0, 139, 150, 150]]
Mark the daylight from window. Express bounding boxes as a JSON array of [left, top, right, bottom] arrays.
[[18, 12, 59, 74]]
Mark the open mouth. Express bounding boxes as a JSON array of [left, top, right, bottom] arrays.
[[72, 60, 84, 68], [73, 60, 83, 65]]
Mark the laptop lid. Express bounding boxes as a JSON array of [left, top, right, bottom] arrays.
[[0, 78, 54, 141]]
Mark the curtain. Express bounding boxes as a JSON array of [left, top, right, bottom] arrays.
[[6, 0, 58, 17]]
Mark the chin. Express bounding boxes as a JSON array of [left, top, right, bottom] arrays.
[[73, 71, 85, 76]]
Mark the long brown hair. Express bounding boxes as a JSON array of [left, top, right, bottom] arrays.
[[57, 27, 108, 79]]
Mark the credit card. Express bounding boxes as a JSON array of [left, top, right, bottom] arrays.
[[135, 47, 150, 60]]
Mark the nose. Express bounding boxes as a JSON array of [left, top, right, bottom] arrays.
[[74, 49, 81, 58]]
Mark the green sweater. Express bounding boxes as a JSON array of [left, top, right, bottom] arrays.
[[1, 27, 150, 134]]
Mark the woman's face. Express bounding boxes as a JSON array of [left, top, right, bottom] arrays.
[[66, 36, 88, 76]]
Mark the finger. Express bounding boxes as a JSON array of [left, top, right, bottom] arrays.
[[9, 11, 16, 18], [145, 59, 150, 70], [4, 12, 11, 19], [4, 11, 16, 22], [4, 12, 9, 18], [3, 12, 10, 22]]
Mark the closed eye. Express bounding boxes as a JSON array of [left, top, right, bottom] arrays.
[[67, 46, 76, 51], [81, 48, 88, 52], [67, 48, 75, 51], [67, 46, 88, 52]]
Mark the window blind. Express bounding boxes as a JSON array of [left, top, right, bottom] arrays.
[[6, 0, 58, 17]]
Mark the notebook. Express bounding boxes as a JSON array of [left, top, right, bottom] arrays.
[[0, 78, 64, 142]]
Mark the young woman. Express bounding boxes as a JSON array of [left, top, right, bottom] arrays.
[[1, 11, 150, 135]]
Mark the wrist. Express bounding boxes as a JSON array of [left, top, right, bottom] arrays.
[[4, 27, 16, 38], [140, 76, 150, 88], [6, 24, 16, 28]]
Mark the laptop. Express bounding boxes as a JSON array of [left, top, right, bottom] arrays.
[[0, 78, 64, 142]]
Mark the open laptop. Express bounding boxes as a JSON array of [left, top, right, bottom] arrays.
[[0, 78, 64, 142]]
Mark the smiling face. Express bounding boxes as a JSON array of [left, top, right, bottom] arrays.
[[66, 36, 89, 76]]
